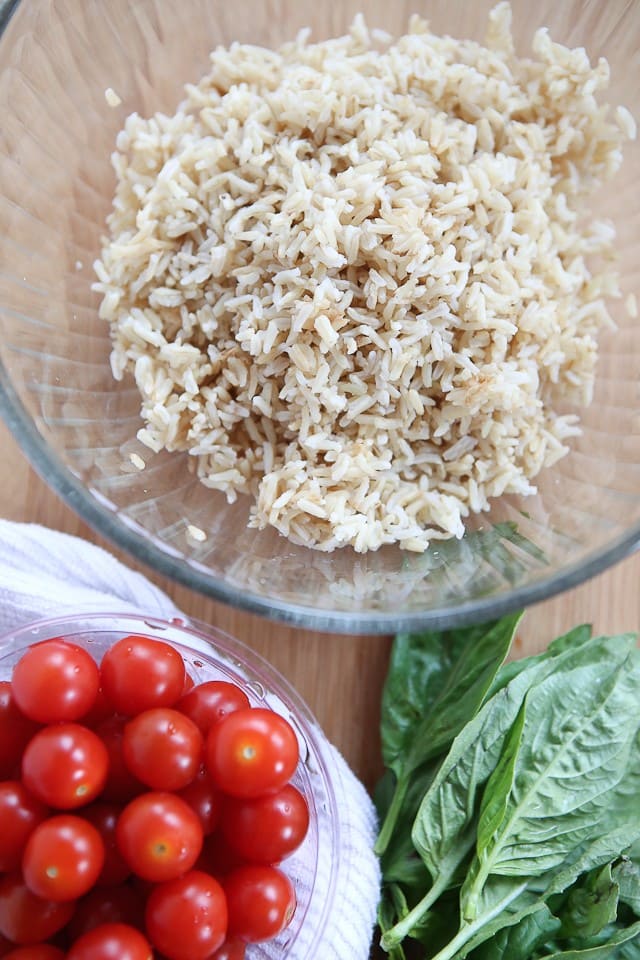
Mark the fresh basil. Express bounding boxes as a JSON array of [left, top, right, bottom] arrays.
[[376, 612, 520, 856], [467, 904, 561, 960], [559, 864, 621, 940], [375, 613, 640, 960], [535, 920, 640, 958], [614, 859, 640, 917]]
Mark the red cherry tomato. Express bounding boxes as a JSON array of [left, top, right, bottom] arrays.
[[66, 922, 152, 960], [83, 803, 131, 886], [0, 682, 39, 778], [145, 870, 227, 960], [3, 947, 65, 960], [100, 636, 185, 716], [224, 865, 295, 943], [66, 885, 145, 941], [116, 792, 203, 883], [81, 688, 115, 729], [220, 783, 309, 864], [211, 940, 246, 960], [0, 873, 75, 944], [206, 708, 299, 798], [22, 723, 108, 809], [11, 639, 100, 724], [23, 815, 105, 902], [0, 934, 12, 958], [0, 780, 48, 871], [196, 831, 248, 879], [182, 673, 195, 695], [178, 766, 222, 835], [122, 708, 202, 791], [178, 682, 250, 736], [94, 716, 144, 803]]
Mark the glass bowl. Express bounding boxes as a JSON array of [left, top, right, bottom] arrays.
[[0, 612, 340, 958], [0, 0, 638, 634]]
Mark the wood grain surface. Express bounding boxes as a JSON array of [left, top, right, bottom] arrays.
[[2, 414, 639, 794]]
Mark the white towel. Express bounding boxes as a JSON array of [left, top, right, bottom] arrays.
[[0, 519, 381, 960]]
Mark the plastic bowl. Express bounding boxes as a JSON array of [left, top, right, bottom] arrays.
[[0, 0, 638, 634], [0, 613, 340, 957]]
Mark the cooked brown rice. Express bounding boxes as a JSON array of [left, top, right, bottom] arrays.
[[94, 3, 635, 553]]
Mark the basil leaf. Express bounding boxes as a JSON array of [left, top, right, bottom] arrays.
[[475, 697, 527, 855], [536, 920, 640, 958], [559, 864, 620, 939], [377, 889, 407, 960], [461, 642, 640, 920], [488, 624, 593, 697], [614, 859, 640, 917], [467, 904, 561, 960], [376, 611, 520, 856], [381, 613, 521, 775], [449, 825, 640, 959], [381, 637, 614, 952], [414, 637, 633, 903]]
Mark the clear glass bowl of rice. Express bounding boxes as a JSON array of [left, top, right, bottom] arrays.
[[0, 0, 638, 634]]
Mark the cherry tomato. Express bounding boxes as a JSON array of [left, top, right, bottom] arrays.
[[66, 922, 152, 960], [116, 792, 203, 882], [196, 831, 247, 879], [224, 865, 295, 943], [0, 934, 12, 958], [94, 716, 144, 803], [67, 885, 145, 941], [11, 639, 100, 724], [123, 708, 202, 791], [81, 689, 115, 729], [178, 766, 222, 835], [0, 780, 48, 871], [100, 636, 185, 715], [22, 723, 108, 809], [0, 873, 75, 944], [220, 783, 309, 864], [3, 948, 65, 960], [145, 870, 227, 960], [182, 674, 195, 695], [23, 815, 105, 901], [206, 708, 299, 798], [83, 803, 131, 886], [0, 682, 39, 778], [211, 940, 246, 960], [178, 682, 250, 736]]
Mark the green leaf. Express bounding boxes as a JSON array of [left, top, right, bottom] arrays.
[[468, 904, 561, 960], [475, 697, 527, 856], [376, 612, 520, 856], [381, 638, 630, 953], [412, 636, 634, 904], [547, 625, 594, 656], [461, 642, 640, 920], [536, 920, 640, 958], [614, 859, 640, 917], [381, 613, 521, 775], [452, 825, 640, 959], [559, 863, 620, 939], [488, 625, 593, 697], [377, 888, 408, 960], [374, 768, 396, 823]]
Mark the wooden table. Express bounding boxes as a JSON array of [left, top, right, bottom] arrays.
[[2, 414, 639, 793]]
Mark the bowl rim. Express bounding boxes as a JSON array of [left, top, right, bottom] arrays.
[[2, 362, 639, 635], [1, 0, 639, 635]]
